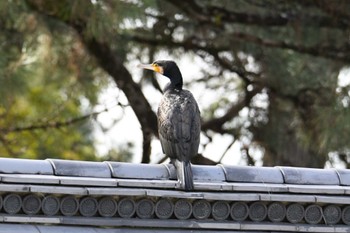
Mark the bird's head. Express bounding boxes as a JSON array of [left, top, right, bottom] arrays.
[[138, 60, 183, 90], [138, 60, 181, 80]]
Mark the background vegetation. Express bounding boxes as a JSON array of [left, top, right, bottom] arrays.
[[0, 0, 349, 167]]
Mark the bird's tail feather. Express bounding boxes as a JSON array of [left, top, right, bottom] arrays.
[[175, 160, 194, 191]]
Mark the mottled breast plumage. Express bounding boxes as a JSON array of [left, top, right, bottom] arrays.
[[157, 89, 201, 161]]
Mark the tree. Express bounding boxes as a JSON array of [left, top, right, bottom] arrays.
[[0, 0, 108, 160], [1, 0, 349, 167]]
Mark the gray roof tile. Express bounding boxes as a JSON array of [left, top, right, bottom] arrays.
[[47, 159, 111, 178], [278, 167, 340, 185], [222, 165, 284, 183]]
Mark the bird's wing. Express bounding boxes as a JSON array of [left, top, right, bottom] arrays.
[[158, 90, 200, 161]]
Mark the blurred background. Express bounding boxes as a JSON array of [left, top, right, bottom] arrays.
[[0, 0, 349, 168]]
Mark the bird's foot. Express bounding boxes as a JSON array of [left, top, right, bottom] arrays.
[[175, 179, 184, 190]]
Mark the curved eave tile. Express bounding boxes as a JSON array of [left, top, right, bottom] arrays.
[[278, 167, 340, 185], [163, 164, 226, 182], [335, 169, 350, 185], [0, 158, 53, 175], [108, 162, 170, 180], [193, 165, 226, 182], [221, 165, 284, 183], [47, 159, 111, 178]]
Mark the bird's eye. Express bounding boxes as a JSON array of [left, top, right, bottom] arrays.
[[152, 63, 158, 67]]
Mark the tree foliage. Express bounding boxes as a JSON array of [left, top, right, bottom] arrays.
[[1, 0, 349, 167], [0, 0, 108, 160]]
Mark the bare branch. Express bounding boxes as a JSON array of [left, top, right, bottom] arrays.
[[155, 153, 217, 165], [218, 139, 237, 163], [241, 145, 255, 166], [191, 154, 217, 165], [27, 0, 159, 163], [201, 86, 262, 133], [81, 38, 157, 163]]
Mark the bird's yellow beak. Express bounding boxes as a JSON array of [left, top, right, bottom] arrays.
[[137, 63, 163, 74]]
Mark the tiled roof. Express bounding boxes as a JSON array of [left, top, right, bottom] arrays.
[[0, 158, 348, 185], [0, 157, 349, 232]]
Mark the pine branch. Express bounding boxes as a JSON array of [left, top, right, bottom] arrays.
[[231, 31, 350, 63], [0, 134, 16, 156], [166, 0, 350, 29], [1, 108, 109, 134], [131, 31, 350, 64], [157, 0, 349, 63]]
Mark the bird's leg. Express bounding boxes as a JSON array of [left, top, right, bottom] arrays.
[[170, 158, 183, 189], [175, 160, 186, 190]]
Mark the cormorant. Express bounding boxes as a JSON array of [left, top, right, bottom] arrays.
[[138, 60, 201, 191]]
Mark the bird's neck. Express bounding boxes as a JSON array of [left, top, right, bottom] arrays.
[[164, 81, 183, 92], [164, 66, 183, 92]]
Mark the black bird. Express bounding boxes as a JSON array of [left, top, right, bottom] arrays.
[[138, 60, 201, 190]]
